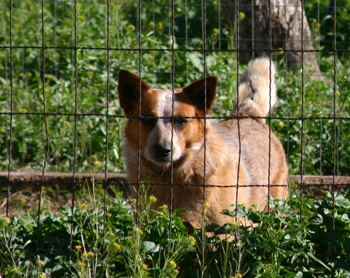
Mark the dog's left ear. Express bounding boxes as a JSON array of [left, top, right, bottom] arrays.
[[182, 76, 217, 115], [118, 69, 150, 115]]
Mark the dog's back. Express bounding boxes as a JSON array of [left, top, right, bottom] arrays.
[[222, 58, 288, 207]]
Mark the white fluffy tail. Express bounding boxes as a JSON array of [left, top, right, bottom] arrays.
[[232, 58, 277, 120]]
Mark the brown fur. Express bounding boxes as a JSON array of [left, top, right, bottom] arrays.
[[118, 58, 288, 228]]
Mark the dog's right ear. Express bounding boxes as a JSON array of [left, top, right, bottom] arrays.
[[118, 69, 150, 115]]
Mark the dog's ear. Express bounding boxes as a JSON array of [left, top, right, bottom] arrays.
[[118, 69, 150, 115], [182, 76, 217, 116]]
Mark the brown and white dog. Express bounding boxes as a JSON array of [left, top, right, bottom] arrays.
[[118, 58, 288, 228]]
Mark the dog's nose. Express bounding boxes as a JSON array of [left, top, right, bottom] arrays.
[[155, 143, 171, 157]]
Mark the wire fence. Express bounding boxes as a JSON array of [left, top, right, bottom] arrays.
[[0, 0, 350, 277]]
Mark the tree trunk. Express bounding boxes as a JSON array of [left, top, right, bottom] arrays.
[[220, 0, 323, 80]]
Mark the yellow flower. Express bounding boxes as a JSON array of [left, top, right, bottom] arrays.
[[3, 216, 10, 223], [336, 90, 340, 96], [149, 21, 154, 28], [159, 204, 168, 211], [149, 195, 157, 204], [169, 260, 177, 268], [239, 12, 245, 20], [203, 203, 210, 209], [94, 160, 102, 167], [232, 221, 238, 228], [134, 228, 143, 235], [113, 242, 122, 251], [129, 24, 136, 31], [142, 263, 148, 270], [212, 28, 220, 35], [157, 22, 163, 29], [75, 245, 82, 251], [82, 251, 94, 259], [172, 269, 179, 276], [80, 203, 88, 210], [39, 274, 46, 278], [106, 212, 112, 217], [37, 260, 44, 266], [188, 236, 196, 246], [278, 48, 284, 55], [78, 262, 86, 268], [156, 211, 164, 216], [130, 199, 137, 206], [10, 267, 20, 274]]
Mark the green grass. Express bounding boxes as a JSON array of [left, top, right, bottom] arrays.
[[1, 184, 350, 277]]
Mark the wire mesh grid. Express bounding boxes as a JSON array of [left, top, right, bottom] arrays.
[[0, 0, 350, 276]]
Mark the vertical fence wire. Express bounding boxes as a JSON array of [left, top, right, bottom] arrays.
[[36, 0, 50, 257], [6, 0, 14, 218], [136, 0, 142, 226], [69, 0, 79, 265], [234, 0, 242, 223], [331, 0, 337, 266], [169, 0, 175, 246], [299, 0, 305, 223], [103, 0, 111, 249], [201, 0, 207, 219]]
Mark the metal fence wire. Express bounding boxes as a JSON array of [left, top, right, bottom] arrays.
[[0, 0, 350, 276]]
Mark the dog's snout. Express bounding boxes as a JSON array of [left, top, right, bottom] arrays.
[[155, 143, 171, 157]]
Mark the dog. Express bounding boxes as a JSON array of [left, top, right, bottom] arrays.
[[118, 58, 288, 228]]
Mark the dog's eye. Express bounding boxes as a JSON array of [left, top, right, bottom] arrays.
[[141, 116, 157, 126], [173, 117, 188, 127]]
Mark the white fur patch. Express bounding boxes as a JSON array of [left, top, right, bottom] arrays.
[[144, 90, 182, 163]]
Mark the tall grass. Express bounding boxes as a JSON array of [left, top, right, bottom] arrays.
[[1, 184, 350, 277]]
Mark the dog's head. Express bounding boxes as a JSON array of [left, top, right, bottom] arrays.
[[118, 69, 217, 166]]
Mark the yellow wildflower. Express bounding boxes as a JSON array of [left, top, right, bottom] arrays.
[[80, 203, 88, 210], [239, 12, 245, 20], [113, 242, 122, 251], [212, 28, 220, 35], [159, 204, 168, 211], [169, 260, 177, 268], [149, 195, 157, 204], [188, 236, 196, 246], [134, 228, 143, 235], [75, 245, 82, 251]]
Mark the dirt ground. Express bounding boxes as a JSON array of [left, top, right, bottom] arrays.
[[1, 173, 349, 217]]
